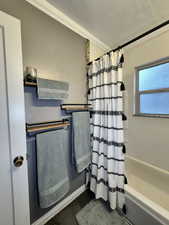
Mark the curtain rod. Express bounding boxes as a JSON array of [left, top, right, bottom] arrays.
[[87, 20, 169, 65]]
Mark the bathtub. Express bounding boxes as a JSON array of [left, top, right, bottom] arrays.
[[125, 155, 169, 225]]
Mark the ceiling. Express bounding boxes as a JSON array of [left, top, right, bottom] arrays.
[[47, 0, 169, 49]]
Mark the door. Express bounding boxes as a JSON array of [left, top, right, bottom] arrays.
[[0, 11, 30, 225]]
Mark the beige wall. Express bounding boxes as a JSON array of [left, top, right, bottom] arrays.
[[89, 31, 169, 170], [0, 2, 87, 221], [124, 30, 169, 171], [89, 41, 106, 61], [124, 30, 169, 211], [89, 30, 169, 211], [1, 0, 169, 212], [88, 31, 169, 170], [0, 0, 86, 103]]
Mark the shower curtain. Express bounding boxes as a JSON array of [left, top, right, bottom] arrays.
[[87, 50, 126, 211]]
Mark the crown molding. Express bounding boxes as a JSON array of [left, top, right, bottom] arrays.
[[25, 0, 110, 51]]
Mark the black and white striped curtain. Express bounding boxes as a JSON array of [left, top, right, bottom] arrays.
[[87, 50, 126, 211]]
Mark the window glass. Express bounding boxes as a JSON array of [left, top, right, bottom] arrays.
[[139, 62, 169, 91], [140, 92, 169, 114]]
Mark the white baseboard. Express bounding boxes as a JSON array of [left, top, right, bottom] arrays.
[[32, 185, 86, 225], [126, 185, 169, 225]]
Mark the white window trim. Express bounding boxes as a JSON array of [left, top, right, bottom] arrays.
[[134, 56, 169, 118]]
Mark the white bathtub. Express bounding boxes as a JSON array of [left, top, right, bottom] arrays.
[[126, 156, 169, 225]]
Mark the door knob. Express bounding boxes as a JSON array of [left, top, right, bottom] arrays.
[[13, 156, 24, 167]]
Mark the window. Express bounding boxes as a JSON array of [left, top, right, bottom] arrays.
[[135, 57, 169, 117]]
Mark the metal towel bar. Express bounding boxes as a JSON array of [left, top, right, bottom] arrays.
[[61, 104, 92, 111], [26, 119, 70, 134]]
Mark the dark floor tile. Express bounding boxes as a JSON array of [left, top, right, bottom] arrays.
[[45, 190, 92, 225], [45, 218, 60, 225], [77, 190, 94, 208], [45, 190, 130, 225]]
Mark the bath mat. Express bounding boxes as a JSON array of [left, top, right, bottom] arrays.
[[76, 200, 130, 225]]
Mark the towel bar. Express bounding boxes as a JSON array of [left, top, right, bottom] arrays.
[[26, 119, 70, 134], [24, 81, 37, 87], [61, 104, 92, 111]]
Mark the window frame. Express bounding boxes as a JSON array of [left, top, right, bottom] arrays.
[[134, 56, 169, 118]]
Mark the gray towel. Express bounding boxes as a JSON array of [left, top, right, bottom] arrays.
[[37, 77, 69, 100], [36, 129, 69, 208], [72, 112, 91, 173]]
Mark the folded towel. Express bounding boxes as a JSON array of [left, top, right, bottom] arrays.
[[36, 129, 69, 208], [37, 77, 69, 100], [72, 111, 91, 173]]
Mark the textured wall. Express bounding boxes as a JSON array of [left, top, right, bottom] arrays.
[[124, 30, 169, 171], [88, 30, 169, 212], [124, 30, 169, 211], [0, 0, 87, 104], [24, 87, 86, 223], [89, 42, 106, 61], [0, 0, 87, 223]]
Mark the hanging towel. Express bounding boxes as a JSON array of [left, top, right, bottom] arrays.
[[72, 111, 91, 173], [37, 77, 69, 100], [36, 129, 69, 208]]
